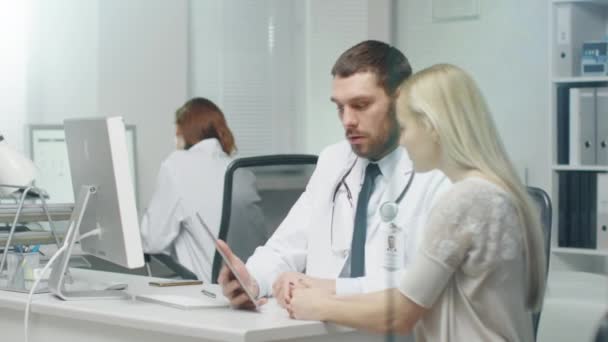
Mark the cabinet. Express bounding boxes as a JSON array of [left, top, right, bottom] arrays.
[[550, 0, 608, 263], [538, 1, 608, 341]]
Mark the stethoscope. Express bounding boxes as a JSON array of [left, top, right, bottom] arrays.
[[329, 155, 415, 254]]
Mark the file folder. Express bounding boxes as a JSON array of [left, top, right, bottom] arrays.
[[569, 172, 582, 247], [557, 86, 570, 164], [558, 173, 570, 247], [597, 88, 608, 165], [570, 88, 596, 165], [554, 3, 605, 77], [597, 173, 608, 250], [555, 3, 575, 77], [583, 173, 597, 249]]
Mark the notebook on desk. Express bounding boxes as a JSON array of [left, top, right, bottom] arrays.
[[135, 294, 229, 310]]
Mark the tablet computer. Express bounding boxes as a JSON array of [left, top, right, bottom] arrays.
[[195, 212, 259, 309]]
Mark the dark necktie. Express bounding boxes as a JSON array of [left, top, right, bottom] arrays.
[[350, 163, 381, 277]]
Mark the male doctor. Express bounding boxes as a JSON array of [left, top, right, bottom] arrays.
[[218, 40, 450, 309]]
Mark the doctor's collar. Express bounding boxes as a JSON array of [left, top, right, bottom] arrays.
[[356, 146, 403, 183]]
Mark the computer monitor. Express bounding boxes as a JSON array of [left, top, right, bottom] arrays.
[[48, 117, 144, 300]]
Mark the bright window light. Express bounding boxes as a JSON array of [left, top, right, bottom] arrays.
[[0, 0, 30, 150]]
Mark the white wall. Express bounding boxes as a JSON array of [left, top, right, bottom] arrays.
[[189, 0, 297, 156], [0, 2, 30, 154], [27, 0, 98, 126], [97, 0, 188, 209], [19, 0, 550, 206], [395, 0, 550, 190], [26, 0, 188, 209], [299, 0, 392, 154], [396, 0, 550, 189]]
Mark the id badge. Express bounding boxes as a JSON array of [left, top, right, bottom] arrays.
[[382, 222, 404, 271]]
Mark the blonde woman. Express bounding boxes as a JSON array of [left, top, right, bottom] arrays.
[[287, 64, 546, 341]]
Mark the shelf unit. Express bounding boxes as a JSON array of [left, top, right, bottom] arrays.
[[552, 164, 608, 171], [536, 3, 608, 340], [553, 246, 608, 256], [553, 76, 608, 83], [549, 0, 608, 260]]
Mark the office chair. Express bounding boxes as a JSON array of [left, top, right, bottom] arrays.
[[143, 253, 198, 280], [595, 311, 608, 342], [211, 154, 318, 284], [527, 186, 552, 270], [526, 186, 552, 338]]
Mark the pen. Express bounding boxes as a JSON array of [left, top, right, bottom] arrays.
[[201, 289, 216, 299]]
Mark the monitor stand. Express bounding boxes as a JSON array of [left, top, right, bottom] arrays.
[[48, 185, 128, 300]]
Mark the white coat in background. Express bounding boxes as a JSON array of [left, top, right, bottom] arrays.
[[246, 140, 451, 297], [140, 138, 266, 283]]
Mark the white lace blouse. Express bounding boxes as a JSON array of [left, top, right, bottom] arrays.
[[399, 177, 534, 342]]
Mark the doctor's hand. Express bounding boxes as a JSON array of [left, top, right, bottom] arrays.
[[287, 286, 333, 321], [273, 272, 335, 308], [217, 240, 266, 310]]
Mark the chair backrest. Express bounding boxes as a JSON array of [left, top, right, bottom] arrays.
[[526, 186, 552, 271], [595, 311, 608, 342], [526, 186, 552, 339], [211, 154, 318, 283]]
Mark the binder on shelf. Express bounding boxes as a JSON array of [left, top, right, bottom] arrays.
[[581, 173, 590, 247], [557, 85, 570, 164], [554, 3, 605, 77], [597, 88, 608, 165], [590, 173, 598, 248], [569, 172, 582, 247], [597, 173, 608, 250], [570, 88, 596, 165], [555, 3, 574, 77], [583, 172, 597, 249], [558, 173, 570, 247]]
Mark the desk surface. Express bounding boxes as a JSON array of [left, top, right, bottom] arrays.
[[0, 269, 381, 342], [537, 271, 608, 342]]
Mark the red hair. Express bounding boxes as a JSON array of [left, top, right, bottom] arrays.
[[175, 98, 236, 155]]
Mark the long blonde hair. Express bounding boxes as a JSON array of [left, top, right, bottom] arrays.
[[398, 64, 546, 311]]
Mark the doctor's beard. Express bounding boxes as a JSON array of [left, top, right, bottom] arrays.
[[347, 102, 400, 161]]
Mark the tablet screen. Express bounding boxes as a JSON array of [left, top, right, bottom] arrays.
[[195, 212, 259, 309]]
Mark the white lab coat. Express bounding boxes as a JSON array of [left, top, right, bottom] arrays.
[[140, 138, 266, 283], [246, 140, 451, 297]]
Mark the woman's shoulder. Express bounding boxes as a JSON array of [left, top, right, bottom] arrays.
[[422, 177, 523, 270], [164, 147, 232, 164], [162, 150, 190, 167], [432, 177, 516, 219]]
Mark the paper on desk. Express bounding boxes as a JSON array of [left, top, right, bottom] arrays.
[[135, 294, 229, 310]]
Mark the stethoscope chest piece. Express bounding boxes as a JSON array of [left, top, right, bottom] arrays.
[[379, 201, 399, 223]]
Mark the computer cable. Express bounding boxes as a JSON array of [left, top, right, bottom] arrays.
[[23, 228, 101, 342]]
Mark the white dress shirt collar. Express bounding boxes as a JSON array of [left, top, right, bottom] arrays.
[[188, 138, 224, 156], [358, 146, 404, 183]]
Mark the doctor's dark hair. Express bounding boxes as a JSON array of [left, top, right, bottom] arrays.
[[175, 97, 236, 155], [331, 40, 412, 95]]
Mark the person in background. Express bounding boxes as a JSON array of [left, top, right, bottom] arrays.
[[288, 64, 546, 341], [140, 98, 266, 283]]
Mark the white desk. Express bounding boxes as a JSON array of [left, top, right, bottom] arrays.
[[0, 269, 401, 342], [537, 271, 608, 342]]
